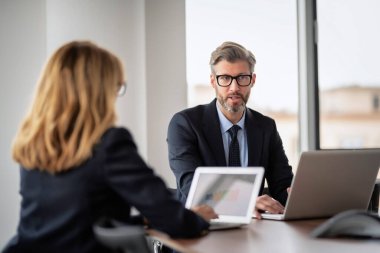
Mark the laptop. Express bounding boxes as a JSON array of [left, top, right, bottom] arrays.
[[261, 150, 380, 220], [186, 167, 264, 230]]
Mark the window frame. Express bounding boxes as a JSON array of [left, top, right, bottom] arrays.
[[297, 0, 320, 151]]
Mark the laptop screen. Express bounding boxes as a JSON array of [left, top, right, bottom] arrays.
[[186, 167, 264, 223]]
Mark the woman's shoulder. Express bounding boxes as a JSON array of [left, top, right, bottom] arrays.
[[102, 127, 132, 141], [102, 126, 132, 139], [97, 127, 137, 152]]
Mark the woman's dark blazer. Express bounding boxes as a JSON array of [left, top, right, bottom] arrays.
[[2, 128, 208, 253]]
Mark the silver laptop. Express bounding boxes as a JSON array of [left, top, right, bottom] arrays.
[[186, 167, 264, 230], [261, 150, 380, 220]]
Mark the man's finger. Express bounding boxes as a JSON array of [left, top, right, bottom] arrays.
[[256, 195, 284, 214]]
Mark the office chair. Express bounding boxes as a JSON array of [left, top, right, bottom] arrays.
[[93, 217, 158, 253], [94, 188, 179, 253], [151, 188, 178, 253]]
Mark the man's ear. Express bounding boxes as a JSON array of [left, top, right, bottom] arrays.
[[251, 73, 257, 87], [210, 73, 216, 88]]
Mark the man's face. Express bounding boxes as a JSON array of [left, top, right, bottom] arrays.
[[210, 60, 256, 114]]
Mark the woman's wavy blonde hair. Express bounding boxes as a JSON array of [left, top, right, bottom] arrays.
[[12, 41, 124, 173]]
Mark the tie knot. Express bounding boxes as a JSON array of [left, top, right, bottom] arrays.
[[228, 125, 241, 138]]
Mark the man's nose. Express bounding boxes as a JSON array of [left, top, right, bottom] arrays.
[[229, 79, 240, 91]]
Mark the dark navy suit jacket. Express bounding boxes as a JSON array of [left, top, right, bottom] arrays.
[[167, 99, 293, 206], [3, 128, 208, 253]]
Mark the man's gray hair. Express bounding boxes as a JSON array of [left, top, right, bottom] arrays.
[[209, 41, 256, 73]]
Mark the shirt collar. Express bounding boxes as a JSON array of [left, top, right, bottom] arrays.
[[215, 100, 246, 134]]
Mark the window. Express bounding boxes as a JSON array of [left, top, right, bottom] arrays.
[[317, 0, 380, 149], [186, 0, 299, 167], [373, 95, 379, 111]]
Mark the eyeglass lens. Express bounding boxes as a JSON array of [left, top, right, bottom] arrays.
[[118, 82, 127, 96]]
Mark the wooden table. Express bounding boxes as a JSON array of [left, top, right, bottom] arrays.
[[149, 219, 380, 253]]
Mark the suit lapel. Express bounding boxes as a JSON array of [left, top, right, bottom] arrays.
[[245, 109, 263, 166], [202, 99, 227, 166]]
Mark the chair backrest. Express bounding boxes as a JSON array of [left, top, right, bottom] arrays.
[[93, 218, 152, 253]]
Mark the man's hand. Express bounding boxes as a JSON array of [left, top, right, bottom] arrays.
[[254, 194, 285, 219]]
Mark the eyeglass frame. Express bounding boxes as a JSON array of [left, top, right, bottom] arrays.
[[215, 74, 253, 87], [117, 82, 127, 96]]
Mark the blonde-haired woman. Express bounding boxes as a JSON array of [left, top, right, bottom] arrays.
[[3, 41, 216, 253]]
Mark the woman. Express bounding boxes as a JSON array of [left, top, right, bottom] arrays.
[[2, 41, 217, 253]]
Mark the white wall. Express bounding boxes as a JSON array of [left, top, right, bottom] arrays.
[[145, 0, 187, 187], [0, 0, 47, 246], [0, 0, 186, 246]]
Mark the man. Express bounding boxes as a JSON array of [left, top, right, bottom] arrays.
[[167, 41, 293, 217]]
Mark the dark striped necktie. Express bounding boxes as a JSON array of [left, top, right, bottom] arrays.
[[228, 125, 241, 166]]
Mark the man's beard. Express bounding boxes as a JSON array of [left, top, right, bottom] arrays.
[[217, 92, 249, 113]]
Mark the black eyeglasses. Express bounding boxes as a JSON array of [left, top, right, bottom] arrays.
[[215, 74, 252, 87]]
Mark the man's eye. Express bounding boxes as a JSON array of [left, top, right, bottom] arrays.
[[220, 76, 230, 81], [238, 75, 248, 80]]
